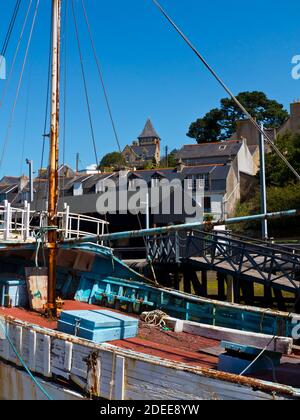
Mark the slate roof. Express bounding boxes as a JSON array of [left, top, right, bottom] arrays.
[[130, 144, 157, 160], [138, 119, 160, 140], [177, 140, 242, 161], [0, 176, 26, 186]]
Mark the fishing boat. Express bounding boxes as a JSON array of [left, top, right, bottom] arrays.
[[0, 0, 299, 401]]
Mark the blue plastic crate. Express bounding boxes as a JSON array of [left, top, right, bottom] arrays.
[[0, 276, 28, 308], [58, 309, 139, 343]]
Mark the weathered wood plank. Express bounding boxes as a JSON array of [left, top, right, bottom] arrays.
[[165, 317, 293, 354], [114, 356, 125, 400]]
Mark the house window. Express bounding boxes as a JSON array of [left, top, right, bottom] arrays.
[[96, 181, 105, 194], [73, 183, 83, 196], [198, 174, 210, 191], [186, 177, 193, 190], [187, 176, 207, 191], [129, 179, 136, 190], [219, 145, 227, 151], [152, 178, 160, 188], [204, 197, 212, 213]]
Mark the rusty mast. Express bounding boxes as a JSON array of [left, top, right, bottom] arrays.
[[47, 0, 61, 317]]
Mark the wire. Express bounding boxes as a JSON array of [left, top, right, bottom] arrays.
[[0, 320, 54, 400], [81, 0, 122, 154], [20, 66, 32, 175], [0, 0, 41, 174], [151, 0, 300, 182], [239, 335, 276, 377], [0, 0, 22, 66], [0, 0, 33, 110], [34, 2, 53, 209], [71, 0, 99, 166]]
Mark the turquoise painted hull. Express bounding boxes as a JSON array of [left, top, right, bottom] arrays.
[[0, 241, 296, 338]]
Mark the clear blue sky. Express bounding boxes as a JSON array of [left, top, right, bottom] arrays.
[[0, 0, 299, 177]]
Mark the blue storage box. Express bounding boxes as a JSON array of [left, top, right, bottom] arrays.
[[57, 309, 139, 343], [0, 275, 28, 307]]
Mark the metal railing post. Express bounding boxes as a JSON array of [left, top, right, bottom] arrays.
[[4, 200, 11, 240], [175, 232, 180, 263], [64, 203, 70, 239], [24, 201, 30, 241]]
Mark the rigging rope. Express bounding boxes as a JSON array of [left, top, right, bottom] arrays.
[[61, 0, 69, 204], [71, 0, 99, 166], [0, 0, 40, 174], [81, 0, 122, 154], [0, 0, 22, 68], [0, 0, 33, 110], [20, 67, 32, 175], [152, 0, 300, 182], [0, 320, 54, 400], [34, 2, 53, 209]]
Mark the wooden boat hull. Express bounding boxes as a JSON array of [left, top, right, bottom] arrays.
[[0, 315, 299, 401], [0, 242, 299, 400]]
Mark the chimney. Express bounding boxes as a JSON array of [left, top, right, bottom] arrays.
[[290, 101, 300, 134], [176, 158, 185, 173], [19, 175, 28, 193], [236, 119, 260, 146]]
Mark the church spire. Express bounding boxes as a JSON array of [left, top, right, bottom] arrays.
[[138, 119, 161, 141]]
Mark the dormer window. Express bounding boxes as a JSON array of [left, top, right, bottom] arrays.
[[95, 181, 105, 194], [129, 179, 136, 190], [151, 177, 160, 188], [73, 182, 83, 196], [219, 145, 227, 151]]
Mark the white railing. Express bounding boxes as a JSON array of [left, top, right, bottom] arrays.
[[0, 201, 34, 241], [0, 201, 108, 243], [58, 204, 109, 240]]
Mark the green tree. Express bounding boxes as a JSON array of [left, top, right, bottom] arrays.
[[187, 92, 288, 144], [99, 152, 125, 169], [265, 132, 300, 187], [232, 184, 300, 238]]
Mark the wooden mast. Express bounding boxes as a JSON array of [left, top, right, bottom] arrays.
[[47, 0, 61, 317]]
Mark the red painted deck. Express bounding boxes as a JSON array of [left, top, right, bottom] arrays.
[[0, 301, 219, 369]]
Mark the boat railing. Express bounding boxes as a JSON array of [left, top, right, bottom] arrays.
[[58, 205, 109, 241], [0, 201, 108, 243]]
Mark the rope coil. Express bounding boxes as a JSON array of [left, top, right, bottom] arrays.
[[144, 310, 169, 328]]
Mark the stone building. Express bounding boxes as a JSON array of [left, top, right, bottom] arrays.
[[122, 119, 161, 168]]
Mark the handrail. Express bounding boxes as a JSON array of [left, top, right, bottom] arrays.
[[0, 202, 108, 241]]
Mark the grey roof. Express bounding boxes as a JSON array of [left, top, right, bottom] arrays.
[[177, 141, 242, 160], [131, 144, 157, 160], [0, 176, 25, 186], [129, 165, 229, 184], [138, 119, 160, 140]]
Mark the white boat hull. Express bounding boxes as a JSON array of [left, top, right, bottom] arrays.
[[0, 315, 299, 401]]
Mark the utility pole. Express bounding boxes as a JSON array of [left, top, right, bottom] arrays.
[[259, 124, 268, 241], [47, 0, 61, 317], [76, 152, 79, 173], [26, 159, 34, 203], [165, 146, 169, 167]]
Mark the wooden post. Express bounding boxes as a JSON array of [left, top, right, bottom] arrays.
[[241, 281, 255, 306], [217, 272, 225, 300], [264, 284, 273, 307], [226, 275, 235, 304], [183, 269, 192, 294], [202, 271, 208, 297], [273, 288, 287, 312]]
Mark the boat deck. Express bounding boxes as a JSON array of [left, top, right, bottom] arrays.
[[1, 301, 299, 388], [0, 301, 219, 370]]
